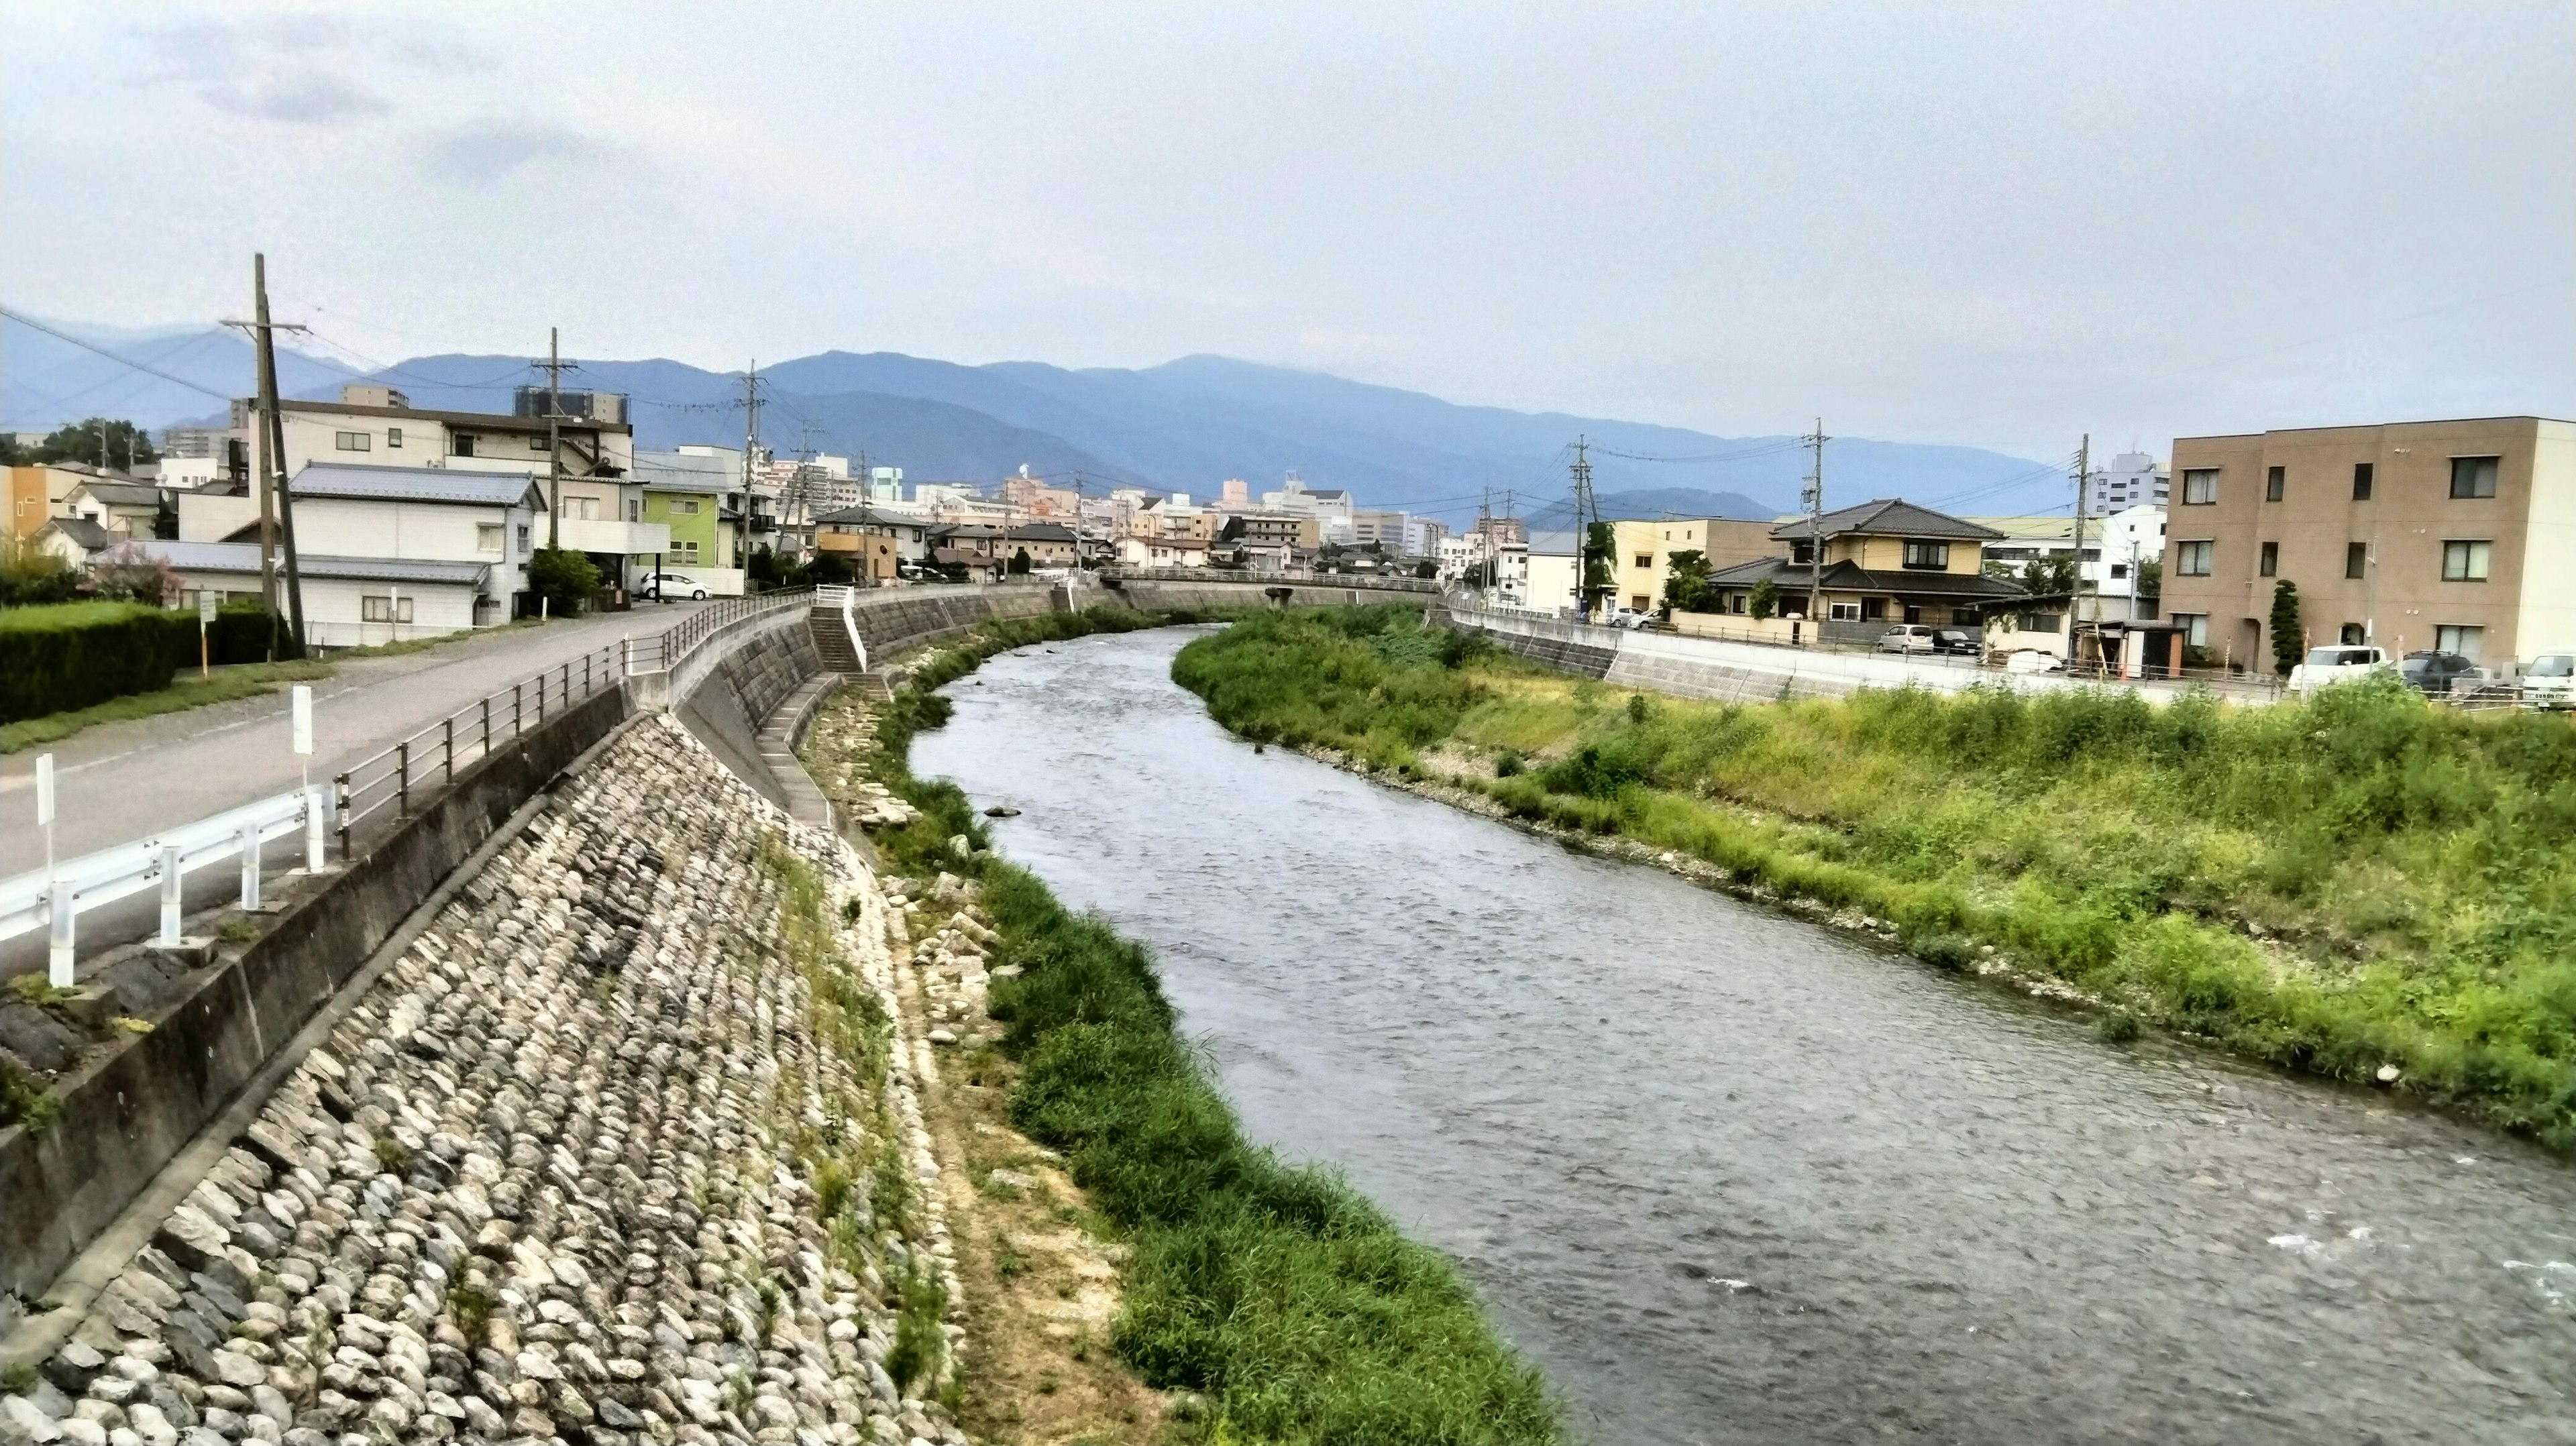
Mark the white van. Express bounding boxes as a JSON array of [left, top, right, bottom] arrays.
[[2522, 650, 2576, 710], [2286, 645, 2392, 696]]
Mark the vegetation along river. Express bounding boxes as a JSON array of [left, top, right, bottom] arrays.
[[910, 626, 2576, 1445]]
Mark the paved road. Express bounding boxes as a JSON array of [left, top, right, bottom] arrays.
[[1, 603, 707, 915]]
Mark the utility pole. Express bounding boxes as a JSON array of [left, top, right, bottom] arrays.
[[1802, 418, 1828, 638], [1569, 437, 1598, 618], [541, 327, 578, 551], [97, 419, 108, 471], [225, 256, 309, 657], [743, 360, 764, 544], [2071, 432, 2090, 667]]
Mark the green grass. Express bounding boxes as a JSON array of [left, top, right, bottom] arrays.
[[1173, 607, 2576, 1149], [0, 659, 335, 753], [856, 608, 1564, 1445]]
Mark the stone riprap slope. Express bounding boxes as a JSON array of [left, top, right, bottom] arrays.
[[3, 716, 971, 1446]]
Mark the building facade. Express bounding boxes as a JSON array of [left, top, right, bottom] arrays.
[[2160, 417, 2576, 665], [2082, 451, 2169, 514]]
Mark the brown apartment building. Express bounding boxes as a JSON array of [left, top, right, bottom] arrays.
[[2161, 417, 2576, 668]]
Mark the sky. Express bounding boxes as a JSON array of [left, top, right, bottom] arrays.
[[3, 1, 2571, 460]]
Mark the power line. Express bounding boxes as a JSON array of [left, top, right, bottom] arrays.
[[0, 306, 233, 401]]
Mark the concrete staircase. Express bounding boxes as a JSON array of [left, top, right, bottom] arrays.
[[809, 606, 865, 673]]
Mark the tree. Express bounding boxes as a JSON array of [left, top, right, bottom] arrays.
[[1664, 549, 1714, 614], [527, 547, 600, 618], [0, 531, 78, 605], [1008, 546, 1032, 575], [2017, 553, 2079, 597], [1580, 520, 1616, 613], [1413, 558, 1438, 579], [1748, 577, 1780, 622], [88, 543, 177, 605], [32, 417, 157, 469], [2136, 555, 2162, 598], [2269, 579, 2303, 676]]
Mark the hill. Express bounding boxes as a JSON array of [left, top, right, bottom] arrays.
[[7, 317, 2076, 516]]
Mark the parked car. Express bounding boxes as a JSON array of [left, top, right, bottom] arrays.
[[2399, 650, 2481, 696], [1877, 624, 1938, 653], [640, 571, 708, 600], [2004, 648, 2065, 675], [2522, 649, 2576, 709], [1606, 608, 1654, 630], [1931, 628, 1980, 656], [2286, 645, 2392, 696]]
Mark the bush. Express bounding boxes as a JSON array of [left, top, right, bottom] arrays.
[[207, 602, 302, 664], [0, 533, 78, 606], [527, 547, 600, 618], [0, 602, 194, 722]]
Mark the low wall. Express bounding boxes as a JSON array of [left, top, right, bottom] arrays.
[[1106, 575, 1451, 616], [1450, 608, 1621, 681], [0, 685, 631, 1300]]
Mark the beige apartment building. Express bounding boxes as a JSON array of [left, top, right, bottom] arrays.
[[2161, 416, 2576, 667]]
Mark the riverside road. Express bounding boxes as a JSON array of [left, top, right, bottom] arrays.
[[914, 627, 2576, 1446], [0, 603, 706, 975]]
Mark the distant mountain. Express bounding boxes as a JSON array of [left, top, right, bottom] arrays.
[[7, 317, 2078, 516], [0, 313, 347, 437]]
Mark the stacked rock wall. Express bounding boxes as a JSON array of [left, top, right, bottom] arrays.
[[3, 716, 972, 1446]]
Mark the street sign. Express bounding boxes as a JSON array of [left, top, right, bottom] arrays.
[[198, 591, 217, 624]]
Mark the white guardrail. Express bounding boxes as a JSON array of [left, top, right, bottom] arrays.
[[811, 585, 867, 672], [0, 785, 326, 984]]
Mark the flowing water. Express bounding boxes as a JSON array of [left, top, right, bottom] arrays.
[[910, 628, 2576, 1445]]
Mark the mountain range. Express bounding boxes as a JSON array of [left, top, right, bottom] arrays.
[[2, 313, 2078, 520]]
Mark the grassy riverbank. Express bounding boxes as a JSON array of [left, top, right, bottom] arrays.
[[1171, 607, 2576, 1148], [855, 606, 1564, 1444]]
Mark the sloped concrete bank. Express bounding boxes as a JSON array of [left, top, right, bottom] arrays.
[[1, 715, 976, 1446]]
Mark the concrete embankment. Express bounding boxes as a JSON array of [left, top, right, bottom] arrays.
[[0, 716, 978, 1446]]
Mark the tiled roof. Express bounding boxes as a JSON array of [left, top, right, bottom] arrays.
[[289, 463, 543, 508], [1770, 499, 2004, 542], [1707, 555, 2025, 600], [118, 539, 493, 587]]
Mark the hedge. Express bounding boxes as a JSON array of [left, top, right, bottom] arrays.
[[0, 603, 196, 722], [207, 602, 303, 666]]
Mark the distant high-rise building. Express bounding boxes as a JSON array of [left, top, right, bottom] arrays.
[[2084, 451, 2168, 514], [1220, 478, 1249, 505]]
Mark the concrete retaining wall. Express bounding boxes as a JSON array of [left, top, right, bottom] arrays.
[[1107, 576, 1451, 616], [0, 685, 631, 1300]]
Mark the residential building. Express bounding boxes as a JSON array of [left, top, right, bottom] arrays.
[[60, 479, 170, 542], [1608, 518, 1781, 614], [639, 481, 724, 574], [32, 516, 111, 565], [1519, 530, 1582, 614], [932, 520, 1079, 568], [237, 383, 635, 496], [867, 466, 905, 503], [1218, 510, 1322, 551], [1972, 511, 2171, 604], [1115, 535, 1211, 569], [162, 462, 543, 639], [1000, 467, 1079, 518], [1130, 494, 1219, 541], [2161, 416, 2576, 666], [124, 541, 493, 645], [1705, 499, 2025, 627], [1258, 473, 1355, 543], [814, 503, 932, 581], [2082, 451, 2169, 514], [1220, 478, 1250, 506]]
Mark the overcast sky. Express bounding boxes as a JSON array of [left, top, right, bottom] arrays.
[[5, 1, 2570, 459]]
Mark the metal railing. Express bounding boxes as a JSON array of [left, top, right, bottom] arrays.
[[629, 588, 814, 673], [1100, 567, 1444, 593], [0, 787, 327, 982]]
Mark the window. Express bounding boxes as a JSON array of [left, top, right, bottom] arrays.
[[2450, 456, 2499, 499], [1789, 539, 1816, 565], [2346, 541, 2368, 578], [453, 434, 476, 457], [476, 524, 503, 555], [1901, 539, 1951, 569], [2019, 611, 2062, 632], [529, 435, 548, 451], [568, 496, 600, 520], [2340, 623, 2366, 646], [1727, 594, 1746, 615], [670, 498, 700, 515], [515, 524, 531, 553], [1629, 593, 1650, 611], [1950, 608, 1980, 626], [2109, 563, 2129, 579], [333, 431, 371, 452], [2173, 612, 2209, 648], [387, 427, 402, 449], [2436, 624, 2485, 661], [2352, 462, 2373, 500], [1860, 597, 1886, 621], [2176, 540, 2213, 576], [2441, 539, 2491, 581], [2181, 468, 2218, 504], [2259, 541, 2277, 577], [361, 595, 415, 624], [627, 500, 641, 521], [1633, 553, 1652, 569], [677, 541, 701, 563], [1829, 601, 1860, 620], [2265, 465, 2285, 502]]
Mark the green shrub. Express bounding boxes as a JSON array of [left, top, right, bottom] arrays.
[[0, 602, 195, 722]]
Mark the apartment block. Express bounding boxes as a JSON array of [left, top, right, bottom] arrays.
[[2160, 417, 2576, 667]]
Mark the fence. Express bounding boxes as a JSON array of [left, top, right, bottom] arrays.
[[4, 588, 820, 979], [1101, 567, 1445, 594]]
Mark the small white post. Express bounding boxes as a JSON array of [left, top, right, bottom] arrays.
[[291, 683, 314, 803], [49, 879, 75, 987], [239, 822, 262, 911], [36, 753, 55, 878], [159, 843, 184, 946], [305, 786, 327, 873]]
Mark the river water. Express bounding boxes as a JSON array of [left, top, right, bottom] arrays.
[[910, 628, 2576, 1445]]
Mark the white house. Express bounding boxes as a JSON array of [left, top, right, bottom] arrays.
[[176, 463, 543, 641], [1115, 535, 1210, 569], [122, 541, 491, 647]]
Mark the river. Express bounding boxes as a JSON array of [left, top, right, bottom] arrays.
[[909, 628, 2576, 1445]]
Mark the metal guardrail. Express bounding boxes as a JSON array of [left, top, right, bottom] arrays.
[[1, 590, 829, 981], [0, 787, 325, 980], [1100, 567, 1445, 593]]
